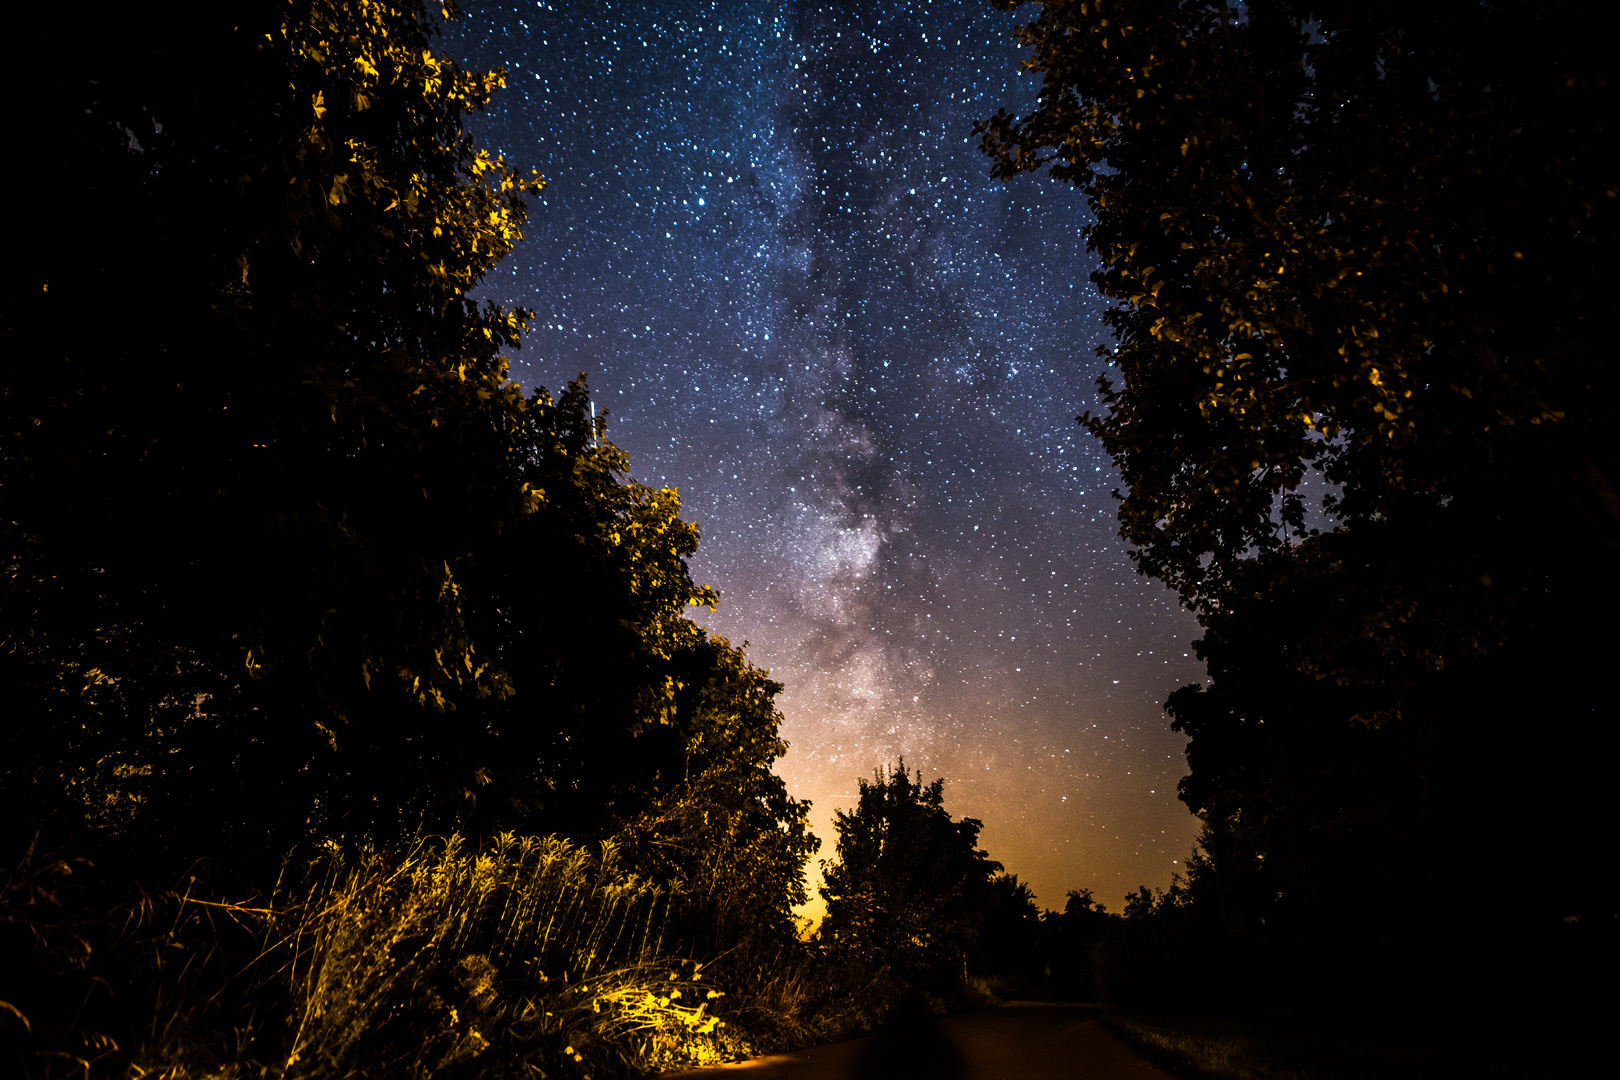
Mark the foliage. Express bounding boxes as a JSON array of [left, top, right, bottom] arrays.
[[817, 762, 1002, 1012], [980, 0, 1620, 1010], [450, 399, 820, 947], [2, 0, 805, 891], [975, 874, 1044, 984], [0, 836, 266, 1080], [980, 0, 1618, 604], [3, 0, 546, 865], [610, 635, 819, 957], [452, 381, 717, 840], [1160, 532, 1616, 1005], [275, 834, 738, 1079], [0, 11, 844, 1077], [1035, 888, 1116, 1000], [1091, 862, 1231, 1011], [1, 5, 837, 1077]]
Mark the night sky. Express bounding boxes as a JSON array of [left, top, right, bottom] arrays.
[[447, 0, 1205, 915]]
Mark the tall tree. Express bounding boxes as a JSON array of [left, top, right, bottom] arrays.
[[974, 874, 1044, 983], [4, 4, 817, 916], [979, 0, 1619, 1003]]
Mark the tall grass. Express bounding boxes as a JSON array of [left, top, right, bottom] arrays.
[[3, 834, 747, 1079], [273, 833, 738, 1079]]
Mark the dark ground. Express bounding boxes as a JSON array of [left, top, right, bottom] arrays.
[[666, 1004, 1173, 1079]]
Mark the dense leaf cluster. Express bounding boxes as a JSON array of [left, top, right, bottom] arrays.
[[7, 0, 538, 854], [981, 0, 1617, 601]]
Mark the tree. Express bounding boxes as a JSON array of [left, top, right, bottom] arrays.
[[393, 376, 724, 843], [1037, 888, 1116, 999], [818, 763, 1001, 995], [1158, 526, 1619, 1006], [1091, 875, 1220, 1009], [1, 0, 793, 872], [1, 10, 830, 1070], [3, 4, 821, 925], [975, 873, 1044, 983], [980, 0, 1619, 1006]]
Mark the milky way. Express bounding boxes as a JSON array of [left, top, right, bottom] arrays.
[[448, 0, 1205, 913]]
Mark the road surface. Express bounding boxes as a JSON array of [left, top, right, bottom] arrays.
[[667, 1004, 1175, 1080]]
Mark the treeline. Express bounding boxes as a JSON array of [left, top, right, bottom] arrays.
[[816, 762, 1117, 1012], [981, 0, 1618, 1020], [810, 762, 1251, 1015]]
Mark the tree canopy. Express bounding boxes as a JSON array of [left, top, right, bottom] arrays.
[[5, 0, 542, 853], [1, 1, 812, 907], [980, 0, 1617, 604], [981, 0, 1619, 1006]]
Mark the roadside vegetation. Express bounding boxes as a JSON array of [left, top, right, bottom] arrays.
[[979, 0, 1616, 1043], [0, 764, 1112, 1078]]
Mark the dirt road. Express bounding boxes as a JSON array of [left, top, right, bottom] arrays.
[[667, 1004, 1175, 1080]]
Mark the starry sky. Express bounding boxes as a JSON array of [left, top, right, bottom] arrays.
[[446, 0, 1206, 914]]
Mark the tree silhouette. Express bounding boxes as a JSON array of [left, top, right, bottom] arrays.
[[1, 5, 814, 913], [980, 0, 1619, 1008], [975, 873, 1044, 984], [1037, 888, 1116, 1000], [819, 762, 1001, 995]]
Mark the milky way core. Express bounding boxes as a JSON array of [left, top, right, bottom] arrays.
[[449, 0, 1206, 913]]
